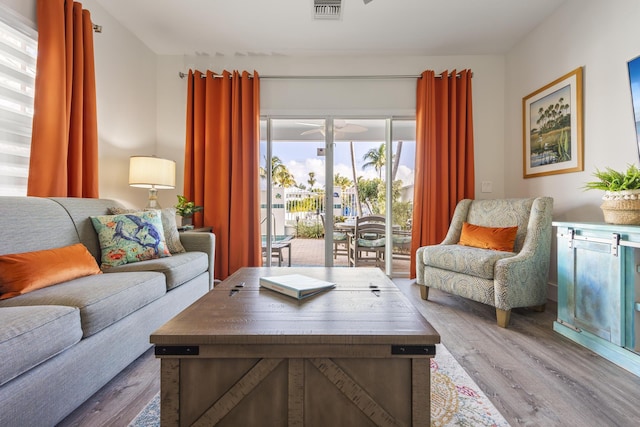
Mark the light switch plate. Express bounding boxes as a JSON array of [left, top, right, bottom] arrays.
[[481, 181, 493, 193]]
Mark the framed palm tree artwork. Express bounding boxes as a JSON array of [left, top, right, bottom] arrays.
[[522, 67, 584, 178]]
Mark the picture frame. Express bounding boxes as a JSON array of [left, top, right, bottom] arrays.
[[627, 55, 640, 160], [522, 67, 584, 178]]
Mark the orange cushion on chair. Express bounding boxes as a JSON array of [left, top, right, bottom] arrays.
[[0, 243, 102, 300], [458, 222, 518, 252]]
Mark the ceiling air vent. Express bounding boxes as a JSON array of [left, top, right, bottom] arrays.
[[314, 0, 342, 20]]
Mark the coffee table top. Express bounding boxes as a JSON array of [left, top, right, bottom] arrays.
[[151, 267, 440, 347]]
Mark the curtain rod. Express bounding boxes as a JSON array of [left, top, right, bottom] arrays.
[[177, 71, 472, 80]]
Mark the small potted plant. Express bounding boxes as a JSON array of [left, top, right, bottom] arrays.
[[585, 164, 640, 224], [174, 195, 203, 226]]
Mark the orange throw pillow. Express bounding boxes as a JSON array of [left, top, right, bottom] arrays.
[[0, 243, 102, 300], [458, 222, 518, 252]]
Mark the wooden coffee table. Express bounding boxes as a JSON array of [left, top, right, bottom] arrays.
[[151, 267, 440, 426]]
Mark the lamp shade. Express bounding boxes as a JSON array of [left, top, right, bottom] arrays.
[[128, 156, 176, 189]]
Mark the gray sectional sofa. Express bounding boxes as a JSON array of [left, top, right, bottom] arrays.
[[0, 197, 215, 426]]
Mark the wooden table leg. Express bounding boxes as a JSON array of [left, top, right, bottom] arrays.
[[412, 358, 431, 425], [160, 358, 180, 427]]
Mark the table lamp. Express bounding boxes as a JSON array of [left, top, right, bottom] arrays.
[[128, 156, 176, 208]]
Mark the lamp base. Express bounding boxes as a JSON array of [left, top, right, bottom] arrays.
[[146, 187, 161, 209]]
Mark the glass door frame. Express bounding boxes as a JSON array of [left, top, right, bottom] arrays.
[[323, 118, 336, 267], [261, 115, 413, 277]]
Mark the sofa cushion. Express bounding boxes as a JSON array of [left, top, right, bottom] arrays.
[[458, 222, 518, 252], [0, 272, 166, 337], [105, 251, 208, 291], [48, 197, 123, 262], [392, 233, 412, 245], [333, 232, 347, 241], [0, 305, 82, 386], [0, 197, 80, 257], [107, 207, 186, 254], [357, 237, 386, 248], [420, 244, 515, 280], [91, 210, 171, 269], [0, 244, 102, 300]]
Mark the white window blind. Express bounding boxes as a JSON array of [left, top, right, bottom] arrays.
[[0, 5, 36, 196]]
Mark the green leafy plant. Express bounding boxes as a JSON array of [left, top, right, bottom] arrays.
[[584, 164, 640, 191], [174, 195, 203, 217]]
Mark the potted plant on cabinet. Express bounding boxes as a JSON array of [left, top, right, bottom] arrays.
[[174, 195, 203, 227], [585, 164, 640, 224]]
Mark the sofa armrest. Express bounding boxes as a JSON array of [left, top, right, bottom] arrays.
[[179, 232, 216, 289]]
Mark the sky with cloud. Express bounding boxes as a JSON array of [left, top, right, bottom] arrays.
[[261, 140, 415, 191]]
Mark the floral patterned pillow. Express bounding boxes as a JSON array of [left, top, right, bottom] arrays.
[[90, 210, 171, 269], [107, 206, 186, 254]]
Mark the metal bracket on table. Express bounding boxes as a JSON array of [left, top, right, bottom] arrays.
[[155, 345, 199, 356], [391, 345, 436, 356]]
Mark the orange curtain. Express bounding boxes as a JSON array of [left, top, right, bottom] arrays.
[[410, 69, 475, 277], [184, 70, 261, 280], [28, 0, 98, 197]]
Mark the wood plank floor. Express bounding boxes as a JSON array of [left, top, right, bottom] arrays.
[[58, 279, 640, 427]]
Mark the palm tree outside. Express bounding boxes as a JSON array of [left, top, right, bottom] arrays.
[[260, 156, 296, 187], [362, 144, 386, 179]]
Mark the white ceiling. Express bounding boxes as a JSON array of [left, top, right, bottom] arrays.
[[94, 0, 567, 57]]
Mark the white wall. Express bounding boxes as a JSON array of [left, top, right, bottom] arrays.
[[9, 0, 640, 216], [11, 0, 638, 218], [0, 0, 159, 209], [506, 0, 640, 220], [3, 0, 507, 208], [82, 1, 159, 208], [0, 0, 34, 22], [157, 54, 507, 200], [505, 0, 640, 293]]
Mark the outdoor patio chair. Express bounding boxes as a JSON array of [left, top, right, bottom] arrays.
[[348, 215, 386, 267], [392, 229, 412, 260], [321, 215, 349, 258], [262, 235, 294, 266]]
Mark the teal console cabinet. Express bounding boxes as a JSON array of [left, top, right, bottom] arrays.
[[553, 221, 640, 376]]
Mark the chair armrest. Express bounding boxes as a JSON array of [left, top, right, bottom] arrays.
[[180, 232, 216, 289], [415, 246, 426, 284], [493, 247, 549, 311], [441, 199, 473, 244], [494, 197, 553, 310]]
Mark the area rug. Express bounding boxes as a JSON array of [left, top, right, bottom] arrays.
[[129, 344, 509, 426]]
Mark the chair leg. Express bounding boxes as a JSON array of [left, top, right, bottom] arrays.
[[496, 309, 511, 328], [531, 304, 546, 312], [419, 286, 429, 300]]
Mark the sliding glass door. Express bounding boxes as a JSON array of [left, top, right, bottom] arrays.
[[388, 120, 416, 276], [260, 117, 415, 277], [260, 119, 329, 267]]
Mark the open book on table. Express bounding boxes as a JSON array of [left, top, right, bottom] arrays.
[[259, 274, 336, 300]]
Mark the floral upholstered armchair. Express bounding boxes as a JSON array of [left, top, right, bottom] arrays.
[[415, 197, 553, 328]]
